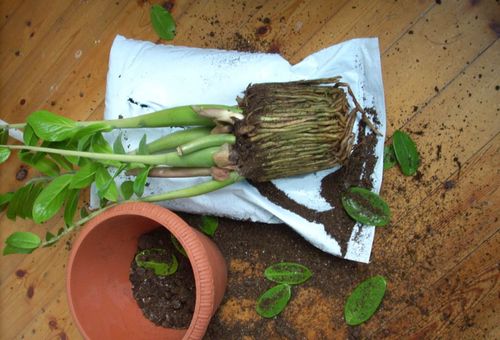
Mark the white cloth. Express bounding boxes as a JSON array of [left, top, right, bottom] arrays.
[[92, 35, 386, 263]]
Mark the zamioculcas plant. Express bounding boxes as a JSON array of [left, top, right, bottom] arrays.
[[0, 77, 378, 254]]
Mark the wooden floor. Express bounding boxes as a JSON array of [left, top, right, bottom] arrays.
[[0, 0, 498, 339]]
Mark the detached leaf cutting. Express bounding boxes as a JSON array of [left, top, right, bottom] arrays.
[[0, 77, 382, 254]]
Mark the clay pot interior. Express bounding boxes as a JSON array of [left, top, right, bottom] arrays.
[[67, 204, 227, 340]]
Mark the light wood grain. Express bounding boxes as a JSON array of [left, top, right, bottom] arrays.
[[0, 0, 498, 339]]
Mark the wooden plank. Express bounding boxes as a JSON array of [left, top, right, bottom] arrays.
[[441, 282, 500, 339], [382, 0, 499, 135], [370, 231, 499, 338], [16, 289, 83, 340], [360, 132, 500, 336], [0, 0, 25, 30], [382, 40, 499, 225], [290, 0, 434, 63]]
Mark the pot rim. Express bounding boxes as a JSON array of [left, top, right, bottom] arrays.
[[66, 202, 216, 340]]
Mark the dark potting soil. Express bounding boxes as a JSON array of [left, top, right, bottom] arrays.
[[129, 228, 196, 329], [250, 110, 379, 255]]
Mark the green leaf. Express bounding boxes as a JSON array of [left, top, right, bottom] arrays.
[[77, 134, 92, 152], [0, 147, 11, 164], [0, 192, 14, 212], [256, 284, 292, 318], [392, 130, 420, 176], [80, 206, 89, 219], [21, 183, 44, 219], [43, 231, 58, 247], [264, 262, 313, 285], [341, 187, 391, 227], [170, 234, 187, 257], [7, 183, 33, 220], [0, 128, 8, 144], [64, 189, 80, 226], [95, 166, 119, 202], [49, 153, 73, 171], [133, 166, 151, 198], [150, 4, 176, 40], [91, 133, 113, 154], [23, 124, 39, 146], [344, 275, 387, 326], [73, 123, 113, 139], [5, 231, 41, 250], [199, 215, 218, 237], [32, 174, 73, 223], [70, 162, 99, 189], [137, 134, 149, 155], [33, 157, 60, 177], [3, 244, 35, 255], [27, 110, 78, 142], [383, 144, 397, 170], [113, 132, 126, 154], [120, 180, 134, 200], [135, 248, 178, 276]]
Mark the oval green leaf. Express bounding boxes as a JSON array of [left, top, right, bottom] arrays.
[[135, 248, 178, 276], [113, 132, 126, 154], [32, 174, 73, 223], [70, 162, 99, 189], [120, 180, 134, 200], [0, 147, 11, 164], [23, 124, 39, 146], [33, 157, 60, 177], [392, 130, 420, 176], [3, 244, 36, 255], [264, 262, 313, 285], [256, 284, 292, 318], [199, 215, 218, 237], [341, 187, 391, 227], [133, 166, 151, 197], [0, 192, 14, 212], [345, 275, 387, 326], [27, 110, 78, 142], [64, 189, 80, 226], [73, 123, 112, 139], [383, 144, 397, 170], [95, 166, 119, 202], [5, 231, 41, 250], [150, 4, 176, 40]]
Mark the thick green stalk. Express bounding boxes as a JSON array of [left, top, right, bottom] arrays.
[[177, 134, 235, 155], [2, 145, 219, 168], [132, 127, 212, 154], [140, 172, 243, 202]]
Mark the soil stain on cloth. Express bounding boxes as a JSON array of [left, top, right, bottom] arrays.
[[129, 228, 195, 329]]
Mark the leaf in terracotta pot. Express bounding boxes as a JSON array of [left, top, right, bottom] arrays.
[[113, 132, 126, 154], [137, 134, 149, 155], [256, 284, 292, 318], [32, 174, 73, 223], [383, 144, 397, 170], [344, 275, 387, 326], [70, 162, 99, 189], [135, 248, 178, 276], [392, 130, 420, 176], [150, 4, 176, 41], [341, 187, 391, 227], [199, 215, 218, 237], [264, 262, 312, 285], [23, 124, 39, 146], [95, 166, 119, 202]]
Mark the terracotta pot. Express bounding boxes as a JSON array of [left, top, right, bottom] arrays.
[[67, 202, 227, 340]]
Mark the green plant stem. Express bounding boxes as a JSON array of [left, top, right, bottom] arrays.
[[2, 105, 241, 130], [177, 134, 235, 155], [140, 171, 244, 202], [1, 144, 219, 168], [132, 126, 212, 154]]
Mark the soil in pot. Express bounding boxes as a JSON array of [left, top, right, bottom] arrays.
[[129, 227, 196, 329]]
